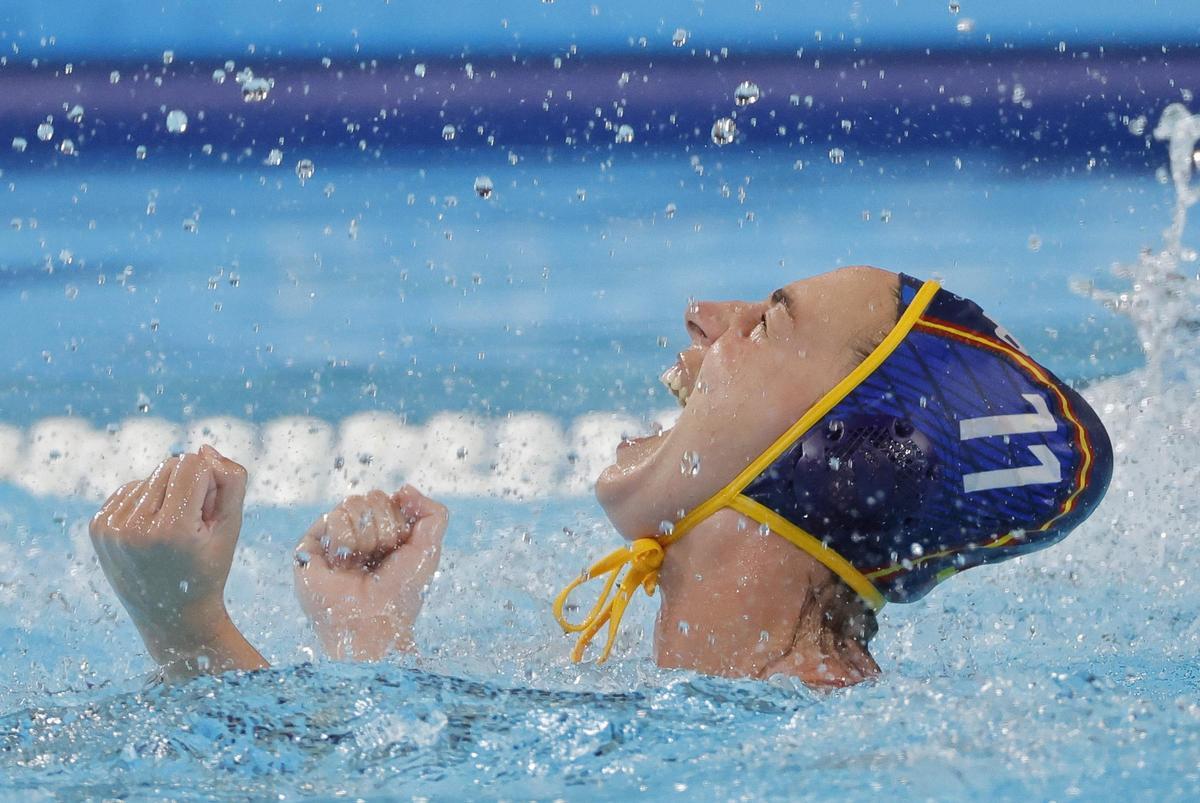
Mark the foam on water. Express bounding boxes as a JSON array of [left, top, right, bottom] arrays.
[[3, 106, 1200, 798]]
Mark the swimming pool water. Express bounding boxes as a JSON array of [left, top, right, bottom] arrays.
[[2, 67, 1200, 802]]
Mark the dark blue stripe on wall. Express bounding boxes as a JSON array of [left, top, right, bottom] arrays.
[[0, 48, 1195, 165]]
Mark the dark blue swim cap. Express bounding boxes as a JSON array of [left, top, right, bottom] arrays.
[[738, 274, 1113, 606]]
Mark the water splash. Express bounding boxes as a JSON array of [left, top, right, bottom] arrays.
[[1073, 103, 1200, 383]]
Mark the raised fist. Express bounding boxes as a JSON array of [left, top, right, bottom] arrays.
[[89, 445, 266, 678], [293, 485, 447, 660]]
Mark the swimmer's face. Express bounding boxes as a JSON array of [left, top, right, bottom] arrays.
[[595, 266, 901, 540]]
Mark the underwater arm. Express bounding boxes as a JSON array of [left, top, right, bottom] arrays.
[[293, 486, 446, 661], [88, 446, 268, 681]]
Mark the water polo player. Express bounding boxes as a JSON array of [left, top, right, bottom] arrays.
[[89, 266, 1111, 687], [557, 266, 1113, 685]]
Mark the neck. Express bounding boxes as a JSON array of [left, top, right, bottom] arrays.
[[652, 508, 880, 688]]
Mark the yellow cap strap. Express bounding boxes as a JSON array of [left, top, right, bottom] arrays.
[[552, 538, 665, 664]]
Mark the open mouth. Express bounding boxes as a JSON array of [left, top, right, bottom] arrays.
[[660, 364, 689, 407], [659, 351, 699, 407]]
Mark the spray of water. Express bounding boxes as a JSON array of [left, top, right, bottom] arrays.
[[1073, 102, 1200, 383]]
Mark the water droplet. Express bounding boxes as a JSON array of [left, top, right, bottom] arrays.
[[575, 188, 586, 201], [955, 18, 975, 33], [264, 148, 283, 166], [759, 630, 770, 643], [135, 145, 147, 160], [11, 137, 26, 153], [473, 175, 494, 199], [442, 124, 456, 141], [414, 63, 426, 78], [295, 158, 315, 184], [677, 620, 690, 635], [615, 124, 635, 144], [211, 68, 226, 84], [671, 28, 688, 47], [178, 580, 189, 593], [67, 105, 84, 124], [1028, 234, 1042, 252], [758, 521, 771, 537], [136, 393, 152, 413], [733, 80, 760, 106], [828, 147, 845, 165], [162, 50, 174, 65], [36, 122, 54, 142], [165, 109, 188, 134], [710, 117, 737, 145], [323, 183, 335, 198], [195, 654, 210, 671], [841, 118, 853, 133], [880, 208, 892, 223], [58, 139, 75, 156], [109, 70, 121, 84], [948, 1, 960, 12], [456, 446, 469, 459], [182, 217, 198, 233], [241, 77, 271, 102], [464, 62, 474, 80], [679, 450, 701, 476], [665, 202, 677, 219], [321, 56, 332, 68]]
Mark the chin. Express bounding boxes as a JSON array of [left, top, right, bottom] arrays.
[[594, 453, 653, 541], [593, 425, 676, 540]]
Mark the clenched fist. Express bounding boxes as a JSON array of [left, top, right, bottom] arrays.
[[294, 486, 447, 661], [89, 445, 267, 679]]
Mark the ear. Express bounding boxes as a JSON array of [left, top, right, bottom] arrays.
[[787, 414, 937, 536]]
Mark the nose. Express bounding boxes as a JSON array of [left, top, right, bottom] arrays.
[[684, 299, 754, 346]]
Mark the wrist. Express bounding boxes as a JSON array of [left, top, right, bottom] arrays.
[[137, 603, 267, 678], [315, 614, 416, 661]]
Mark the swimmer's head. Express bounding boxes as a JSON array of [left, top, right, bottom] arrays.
[[593, 266, 1112, 607], [595, 266, 901, 541]]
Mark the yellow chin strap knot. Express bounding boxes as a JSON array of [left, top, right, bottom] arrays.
[[552, 537, 665, 664]]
